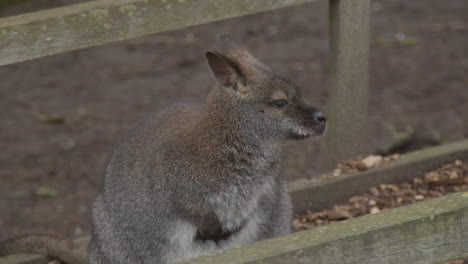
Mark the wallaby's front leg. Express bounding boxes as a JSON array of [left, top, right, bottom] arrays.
[[266, 181, 293, 238]]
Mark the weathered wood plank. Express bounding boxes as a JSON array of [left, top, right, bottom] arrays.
[[182, 192, 467, 264], [291, 138, 468, 213], [2, 193, 466, 264], [0, 0, 314, 66], [326, 0, 371, 169]]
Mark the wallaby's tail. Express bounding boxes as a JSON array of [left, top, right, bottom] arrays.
[[0, 234, 87, 264]]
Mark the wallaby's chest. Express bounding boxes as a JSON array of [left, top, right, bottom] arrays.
[[207, 173, 276, 232]]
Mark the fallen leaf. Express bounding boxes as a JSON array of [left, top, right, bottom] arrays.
[[38, 113, 66, 124], [35, 187, 58, 198]]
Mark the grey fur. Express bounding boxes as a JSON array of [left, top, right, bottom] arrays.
[[89, 35, 326, 264]]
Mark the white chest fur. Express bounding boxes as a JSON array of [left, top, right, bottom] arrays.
[[207, 176, 275, 232], [165, 178, 275, 263]]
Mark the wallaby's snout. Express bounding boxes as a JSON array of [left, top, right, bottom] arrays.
[[286, 100, 327, 140], [304, 105, 327, 135], [312, 109, 327, 127]]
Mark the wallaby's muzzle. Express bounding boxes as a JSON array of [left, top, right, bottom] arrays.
[[306, 107, 327, 135], [287, 102, 327, 139]]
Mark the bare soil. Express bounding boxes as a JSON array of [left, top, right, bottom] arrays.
[[0, 0, 466, 246]]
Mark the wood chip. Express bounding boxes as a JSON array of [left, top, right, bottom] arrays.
[[370, 207, 381, 214], [361, 155, 383, 168]]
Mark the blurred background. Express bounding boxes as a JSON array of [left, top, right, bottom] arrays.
[[0, 0, 466, 241]]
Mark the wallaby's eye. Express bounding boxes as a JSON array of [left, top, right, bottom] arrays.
[[273, 100, 288, 109]]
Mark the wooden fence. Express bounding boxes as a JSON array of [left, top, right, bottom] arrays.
[[0, 0, 466, 263]]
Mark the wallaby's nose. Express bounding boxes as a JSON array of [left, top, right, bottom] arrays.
[[313, 111, 327, 125]]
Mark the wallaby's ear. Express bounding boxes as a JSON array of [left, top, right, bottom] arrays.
[[206, 51, 245, 92]]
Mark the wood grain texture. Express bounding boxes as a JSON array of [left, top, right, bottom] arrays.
[[1, 193, 466, 264], [326, 0, 371, 169], [0, 0, 313, 66]]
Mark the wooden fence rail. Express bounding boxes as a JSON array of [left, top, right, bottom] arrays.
[[0, 0, 313, 66], [1, 192, 466, 264]]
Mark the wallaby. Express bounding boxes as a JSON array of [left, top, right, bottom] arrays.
[[0, 34, 326, 264]]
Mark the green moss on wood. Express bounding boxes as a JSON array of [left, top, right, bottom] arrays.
[[0, 0, 313, 66]]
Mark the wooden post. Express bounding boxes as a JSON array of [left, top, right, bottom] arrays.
[[326, 0, 371, 169]]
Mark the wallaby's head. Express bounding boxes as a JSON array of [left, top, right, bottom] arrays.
[[205, 34, 326, 140]]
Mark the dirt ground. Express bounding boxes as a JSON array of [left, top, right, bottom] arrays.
[[0, 0, 466, 243]]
